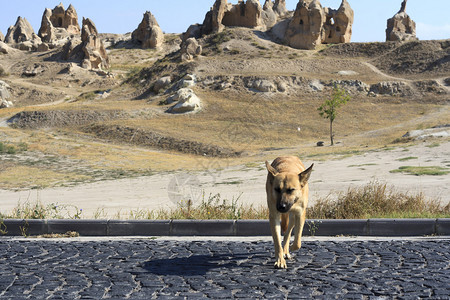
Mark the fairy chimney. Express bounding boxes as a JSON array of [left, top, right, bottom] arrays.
[[132, 11, 164, 49], [386, 0, 417, 42], [285, 0, 325, 50], [5, 17, 36, 44], [322, 0, 354, 44], [80, 18, 109, 70]]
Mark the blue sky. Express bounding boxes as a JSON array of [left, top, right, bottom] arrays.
[[1, 0, 449, 42]]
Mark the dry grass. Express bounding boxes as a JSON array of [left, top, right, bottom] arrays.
[[1, 182, 447, 220], [308, 181, 449, 219], [149, 193, 269, 220], [0, 200, 83, 219]]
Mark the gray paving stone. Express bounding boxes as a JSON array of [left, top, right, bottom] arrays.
[[0, 238, 449, 298]]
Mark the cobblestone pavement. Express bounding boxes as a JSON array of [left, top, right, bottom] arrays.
[[0, 237, 449, 299]]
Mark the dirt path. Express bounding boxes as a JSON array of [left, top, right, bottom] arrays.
[[1, 141, 449, 218], [361, 61, 411, 82]]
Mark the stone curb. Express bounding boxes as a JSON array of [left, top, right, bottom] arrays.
[[1, 219, 449, 237]]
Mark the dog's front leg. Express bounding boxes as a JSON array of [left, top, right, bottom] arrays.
[[269, 213, 286, 269], [291, 209, 306, 252], [282, 212, 295, 260]]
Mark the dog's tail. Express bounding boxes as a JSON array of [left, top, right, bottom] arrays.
[[281, 213, 289, 233]]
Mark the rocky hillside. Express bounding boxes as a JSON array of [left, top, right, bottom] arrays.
[[0, 24, 449, 188]]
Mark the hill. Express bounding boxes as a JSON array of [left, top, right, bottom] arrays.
[[0, 27, 449, 190]]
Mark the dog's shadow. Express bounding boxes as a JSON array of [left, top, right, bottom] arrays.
[[142, 252, 267, 276]]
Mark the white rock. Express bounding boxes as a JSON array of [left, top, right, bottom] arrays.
[[338, 70, 358, 76], [253, 79, 276, 92], [168, 88, 201, 114]]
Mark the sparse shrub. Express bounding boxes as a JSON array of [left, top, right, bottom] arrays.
[[308, 181, 449, 219]]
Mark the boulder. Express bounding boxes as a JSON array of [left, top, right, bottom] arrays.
[[386, 0, 417, 42], [182, 24, 203, 43], [0, 41, 15, 54], [0, 80, 13, 108], [180, 38, 202, 62], [5, 17, 36, 44], [80, 18, 110, 70], [369, 81, 412, 96], [153, 76, 172, 93], [0, 81, 11, 100], [252, 79, 276, 92], [168, 88, 202, 114], [132, 11, 164, 49]]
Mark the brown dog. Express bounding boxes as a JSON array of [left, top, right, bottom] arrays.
[[265, 156, 313, 269]]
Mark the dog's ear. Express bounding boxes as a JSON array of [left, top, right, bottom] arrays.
[[299, 163, 313, 187], [265, 161, 278, 177]]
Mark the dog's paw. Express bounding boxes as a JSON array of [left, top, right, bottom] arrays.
[[274, 258, 287, 269], [284, 252, 292, 260], [290, 244, 301, 252]]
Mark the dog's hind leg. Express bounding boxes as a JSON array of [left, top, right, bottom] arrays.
[[291, 209, 306, 251]]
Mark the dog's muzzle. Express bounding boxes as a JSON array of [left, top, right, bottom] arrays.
[[277, 201, 293, 213]]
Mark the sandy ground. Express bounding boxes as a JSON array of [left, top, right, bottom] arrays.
[[1, 141, 449, 218]]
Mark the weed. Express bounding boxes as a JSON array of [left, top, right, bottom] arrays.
[[20, 220, 29, 237], [397, 156, 418, 161], [36, 231, 80, 238], [0, 142, 28, 155], [426, 142, 440, 148], [0, 220, 7, 235], [307, 220, 322, 236], [1, 199, 83, 220], [390, 166, 449, 176], [348, 163, 376, 167]]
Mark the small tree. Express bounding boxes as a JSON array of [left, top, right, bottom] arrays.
[[317, 84, 350, 146]]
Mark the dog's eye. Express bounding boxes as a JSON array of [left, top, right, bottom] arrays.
[[274, 187, 281, 193], [287, 188, 295, 194]]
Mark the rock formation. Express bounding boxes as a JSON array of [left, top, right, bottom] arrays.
[[221, 0, 264, 29], [167, 88, 202, 114], [4, 17, 42, 51], [386, 0, 417, 42], [0, 80, 13, 109], [322, 0, 353, 44], [285, 0, 353, 50], [0, 31, 4, 42], [202, 0, 276, 35], [273, 0, 288, 17], [80, 18, 110, 70], [202, 0, 228, 35], [180, 38, 202, 62], [38, 3, 81, 43], [285, 0, 325, 50], [5, 17, 37, 44], [132, 11, 164, 49]]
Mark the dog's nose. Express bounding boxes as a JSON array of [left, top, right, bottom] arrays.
[[277, 202, 289, 213]]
